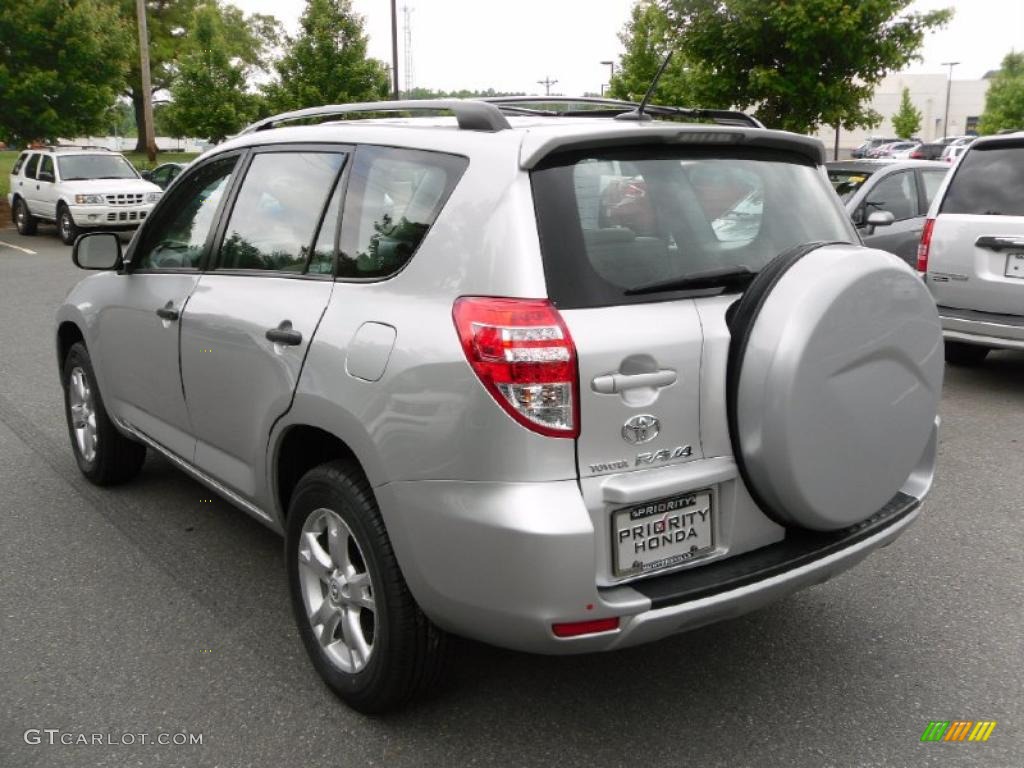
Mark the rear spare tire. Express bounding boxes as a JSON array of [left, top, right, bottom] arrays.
[[726, 243, 943, 531]]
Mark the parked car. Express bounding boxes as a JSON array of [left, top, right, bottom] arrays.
[[141, 162, 185, 189], [919, 131, 1024, 364], [57, 98, 942, 713], [909, 142, 946, 160], [826, 159, 949, 266], [869, 141, 917, 159], [940, 139, 974, 164], [852, 137, 900, 158], [888, 142, 923, 159], [8, 146, 162, 244]]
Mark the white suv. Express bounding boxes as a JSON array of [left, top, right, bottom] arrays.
[[8, 146, 162, 244], [920, 131, 1024, 363]]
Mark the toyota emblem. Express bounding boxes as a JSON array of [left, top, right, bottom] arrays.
[[622, 414, 660, 444]]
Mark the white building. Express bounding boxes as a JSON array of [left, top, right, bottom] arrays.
[[813, 72, 991, 149]]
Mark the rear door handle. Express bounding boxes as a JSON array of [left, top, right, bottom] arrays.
[[155, 302, 179, 321], [266, 321, 302, 346], [976, 236, 1024, 251], [592, 369, 677, 394]]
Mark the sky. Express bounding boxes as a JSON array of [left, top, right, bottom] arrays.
[[233, 0, 1024, 95]]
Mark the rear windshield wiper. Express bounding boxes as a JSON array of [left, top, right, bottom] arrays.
[[624, 266, 756, 296]]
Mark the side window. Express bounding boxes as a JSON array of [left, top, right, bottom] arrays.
[[217, 151, 344, 272], [150, 167, 169, 186], [338, 146, 468, 279], [920, 171, 947, 210], [23, 154, 39, 180], [134, 156, 238, 271], [12, 152, 28, 176], [863, 171, 918, 222], [38, 155, 55, 182]]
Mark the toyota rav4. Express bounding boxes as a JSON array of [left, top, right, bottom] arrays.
[[56, 98, 943, 713]]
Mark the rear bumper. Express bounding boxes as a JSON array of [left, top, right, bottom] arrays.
[[940, 305, 1024, 350], [377, 478, 922, 655]]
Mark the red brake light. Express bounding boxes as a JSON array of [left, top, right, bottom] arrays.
[[453, 297, 579, 438], [917, 218, 935, 274], [552, 617, 620, 638]]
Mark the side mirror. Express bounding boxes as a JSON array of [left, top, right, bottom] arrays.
[[866, 210, 895, 228], [141, 170, 152, 180], [73, 232, 122, 270]]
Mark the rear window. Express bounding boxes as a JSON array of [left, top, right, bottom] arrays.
[[828, 169, 874, 202], [532, 147, 854, 308], [940, 141, 1024, 217]]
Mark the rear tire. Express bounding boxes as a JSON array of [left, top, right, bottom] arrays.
[[61, 342, 146, 485], [286, 460, 450, 714], [58, 204, 80, 245], [944, 340, 989, 366], [14, 198, 37, 236]]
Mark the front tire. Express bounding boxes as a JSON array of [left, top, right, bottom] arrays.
[[62, 342, 146, 485], [286, 460, 450, 714], [58, 204, 80, 245], [14, 198, 37, 236], [944, 340, 989, 366]]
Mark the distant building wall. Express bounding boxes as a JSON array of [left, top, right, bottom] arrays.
[[62, 136, 210, 153], [813, 72, 990, 149]]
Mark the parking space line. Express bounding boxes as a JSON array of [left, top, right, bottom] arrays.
[[0, 240, 37, 255]]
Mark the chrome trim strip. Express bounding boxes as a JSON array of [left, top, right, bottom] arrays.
[[114, 417, 278, 529]]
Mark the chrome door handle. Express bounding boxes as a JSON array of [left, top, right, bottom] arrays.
[[155, 303, 179, 321], [976, 235, 1024, 251], [591, 369, 676, 394]]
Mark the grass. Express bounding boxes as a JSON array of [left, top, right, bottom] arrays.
[[0, 149, 200, 199]]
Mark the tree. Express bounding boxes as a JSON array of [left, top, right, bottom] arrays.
[[607, 1, 701, 106], [0, 1, 132, 144], [163, 3, 258, 142], [265, 0, 390, 112], [658, 0, 952, 133], [891, 87, 922, 138], [119, 0, 279, 151], [979, 51, 1024, 134]]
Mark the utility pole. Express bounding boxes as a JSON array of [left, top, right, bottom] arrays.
[[941, 61, 960, 140], [136, 0, 157, 161], [402, 5, 414, 95], [537, 76, 558, 96], [390, 0, 400, 99]]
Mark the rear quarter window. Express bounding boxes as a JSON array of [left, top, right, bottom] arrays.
[[337, 146, 467, 279], [940, 142, 1024, 216], [11, 152, 29, 176], [532, 147, 855, 309]]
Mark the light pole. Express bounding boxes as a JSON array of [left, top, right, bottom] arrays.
[[600, 60, 615, 96], [941, 61, 960, 140], [390, 0, 400, 99]]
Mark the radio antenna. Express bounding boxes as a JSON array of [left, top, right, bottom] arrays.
[[616, 50, 674, 122]]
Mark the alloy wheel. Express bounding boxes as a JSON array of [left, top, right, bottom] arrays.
[[68, 366, 98, 462], [297, 508, 376, 673]]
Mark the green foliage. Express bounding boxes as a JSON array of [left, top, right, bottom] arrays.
[[403, 87, 527, 100], [0, 0, 132, 144], [979, 52, 1024, 134], [891, 87, 922, 138], [163, 3, 263, 141], [607, 1, 701, 105], [658, 0, 952, 133], [265, 0, 390, 112]]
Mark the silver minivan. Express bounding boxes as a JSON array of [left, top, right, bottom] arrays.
[[57, 99, 943, 712], [919, 131, 1024, 363]]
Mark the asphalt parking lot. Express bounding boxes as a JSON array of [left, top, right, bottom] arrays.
[[0, 225, 1021, 768]]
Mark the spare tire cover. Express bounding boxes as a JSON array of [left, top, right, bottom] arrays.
[[727, 243, 943, 531]]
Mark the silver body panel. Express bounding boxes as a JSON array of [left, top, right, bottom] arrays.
[[57, 112, 939, 654]]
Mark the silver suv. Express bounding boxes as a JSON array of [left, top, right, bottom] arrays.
[[919, 131, 1024, 364], [57, 98, 943, 713]]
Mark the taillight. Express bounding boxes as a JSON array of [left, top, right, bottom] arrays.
[[910, 151, 924, 159], [453, 297, 579, 438], [917, 218, 935, 274]]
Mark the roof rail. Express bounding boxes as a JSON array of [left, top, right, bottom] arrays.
[[240, 99, 511, 134], [45, 144, 114, 152], [480, 96, 764, 129]]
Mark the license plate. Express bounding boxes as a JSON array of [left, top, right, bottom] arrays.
[[612, 490, 714, 578], [1005, 252, 1024, 278]]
